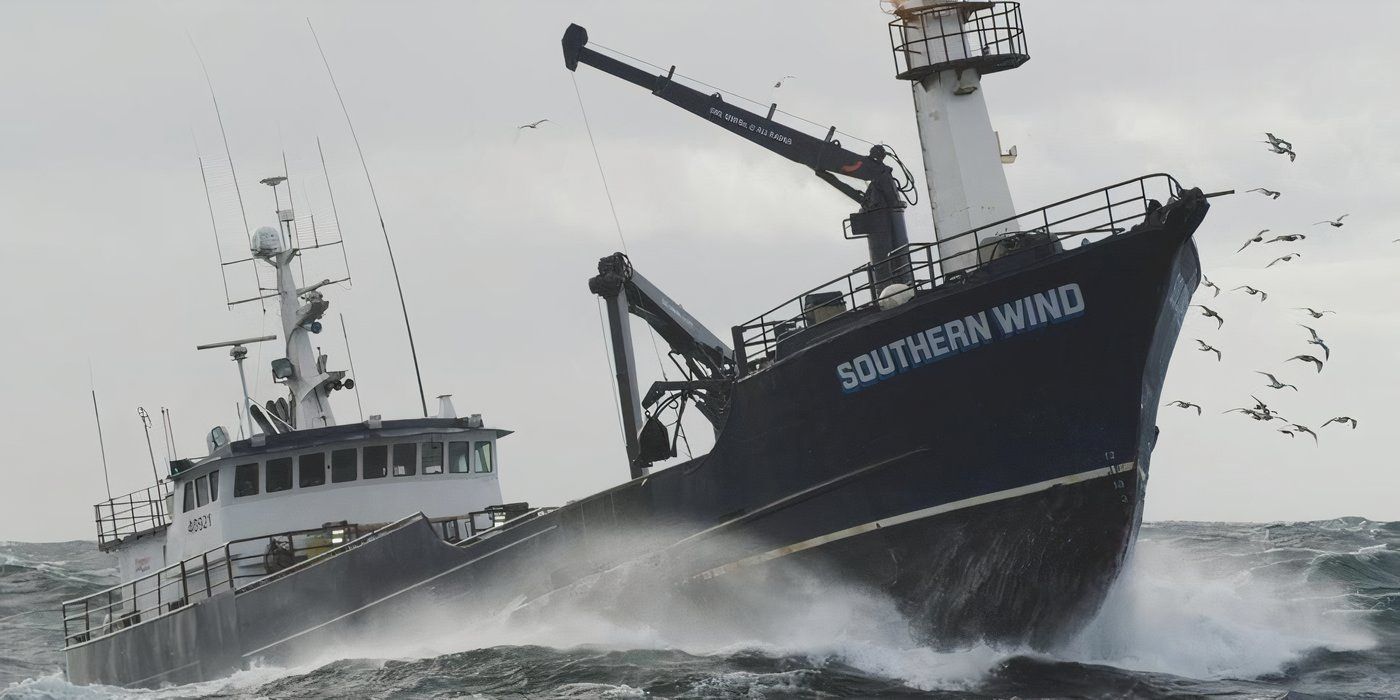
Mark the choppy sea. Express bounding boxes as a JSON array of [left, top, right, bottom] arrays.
[[2, 518, 1397, 699]]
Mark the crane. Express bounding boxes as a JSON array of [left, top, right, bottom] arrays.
[[562, 24, 914, 286]]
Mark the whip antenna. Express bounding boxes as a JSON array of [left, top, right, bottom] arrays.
[[307, 18, 429, 418], [188, 32, 261, 311], [137, 407, 161, 485], [88, 363, 112, 501]]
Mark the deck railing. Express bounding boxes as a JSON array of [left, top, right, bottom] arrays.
[[61, 503, 553, 648], [94, 482, 171, 549], [731, 173, 1184, 371]]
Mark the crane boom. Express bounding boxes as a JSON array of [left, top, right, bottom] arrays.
[[563, 24, 885, 191], [562, 24, 912, 286]]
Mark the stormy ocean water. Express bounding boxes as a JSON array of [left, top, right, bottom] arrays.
[[2, 519, 1397, 699]]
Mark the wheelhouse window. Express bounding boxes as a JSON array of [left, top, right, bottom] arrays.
[[422, 442, 444, 475], [448, 441, 471, 474], [363, 445, 388, 479], [209, 470, 220, 502], [392, 443, 417, 477], [266, 457, 293, 493], [195, 475, 210, 507], [474, 441, 494, 474], [299, 452, 326, 488], [331, 448, 358, 483], [234, 463, 259, 497], [182, 481, 195, 512]]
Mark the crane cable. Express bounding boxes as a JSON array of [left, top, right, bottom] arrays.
[[570, 72, 672, 384]]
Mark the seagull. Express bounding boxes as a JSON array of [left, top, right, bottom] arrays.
[[1195, 339, 1222, 361], [1287, 354, 1325, 373], [517, 119, 550, 130], [1322, 416, 1358, 429], [1298, 324, 1330, 360], [1237, 229, 1271, 252], [1296, 307, 1335, 319], [1232, 285, 1268, 302], [1266, 252, 1302, 268], [1265, 234, 1305, 244], [1314, 215, 1348, 228], [1201, 276, 1220, 297], [1191, 305, 1224, 329], [1227, 405, 1285, 422], [1264, 132, 1293, 150], [1247, 188, 1282, 199], [1288, 423, 1319, 444], [1164, 400, 1202, 415], [773, 75, 797, 89], [1255, 371, 1298, 391], [1225, 407, 1274, 421], [1265, 142, 1297, 162]]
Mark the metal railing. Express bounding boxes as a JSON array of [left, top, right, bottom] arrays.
[[62, 503, 557, 648], [94, 482, 171, 549], [732, 173, 1185, 370], [888, 1, 1028, 81], [62, 543, 232, 647], [450, 506, 558, 548]]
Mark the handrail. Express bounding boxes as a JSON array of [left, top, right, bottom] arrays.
[[93, 482, 172, 548], [62, 503, 550, 648], [232, 513, 425, 595], [732, 173, 1183, 369], [887, 1, 1029, 81], [452, 506, 558, 548]]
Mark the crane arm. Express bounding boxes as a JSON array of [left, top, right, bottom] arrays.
[[563, 23, 887, 197]]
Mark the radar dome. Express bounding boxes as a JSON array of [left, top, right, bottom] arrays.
[[252, 226, 283, 256]]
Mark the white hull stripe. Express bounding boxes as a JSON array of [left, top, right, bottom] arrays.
[[693, 462, 1133, 581]]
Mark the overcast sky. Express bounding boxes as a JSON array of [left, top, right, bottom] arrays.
[[1, 1, 1396, 542]]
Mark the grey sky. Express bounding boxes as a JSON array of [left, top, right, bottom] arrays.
[[1, 1, 1396, 542]]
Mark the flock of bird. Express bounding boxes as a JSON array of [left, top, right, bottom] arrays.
[[1164, 132, 1362, 444]]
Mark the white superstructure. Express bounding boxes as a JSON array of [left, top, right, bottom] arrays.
[[890, 0, 1028, 274]]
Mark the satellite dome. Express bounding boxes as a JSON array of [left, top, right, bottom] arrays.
[[251, 226, 283, 256]]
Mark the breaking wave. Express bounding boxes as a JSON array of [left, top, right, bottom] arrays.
[[2, 519, 1396, 698]]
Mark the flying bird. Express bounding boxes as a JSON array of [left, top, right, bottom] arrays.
[[1298, 324, 1330, 360], [1251, 396, 1287, 420], [1256, 371, 1297, 391], [1226, 407, 1274, 421], [1265, 234, 1305, 244], [1296, 307, 1335, 319], [1322, 416, 1358, 429], [1265, 142, 1297, 162], [1314, 214, 1348, 228], [1266, 252, 1302, 268], [1237, 229, 1271, 252], [1195, 339, 1222, 361], [1287, 354, 1325, 373], [1288, 423, 1319, 444], [1201, 276, 1220, 297], [1164, 400, 1202, 415], [1191, 305, 1224, 329], [773, 75, 797, 89], [517, 119, 550, 130], [1232, 285, 1268, 302], [1247, 187, 1282, 199]]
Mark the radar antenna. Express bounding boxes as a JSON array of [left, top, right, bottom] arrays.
[[197, 335, 277, 438]]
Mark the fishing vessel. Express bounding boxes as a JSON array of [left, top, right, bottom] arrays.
[[63, 1, 1214, 687]]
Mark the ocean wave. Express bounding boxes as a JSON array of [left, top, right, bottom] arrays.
[[1, 519, 1397, 698]]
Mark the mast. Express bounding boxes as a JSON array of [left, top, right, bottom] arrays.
[[887, 1, 1028, 275], [249, 222, 343, 430]]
